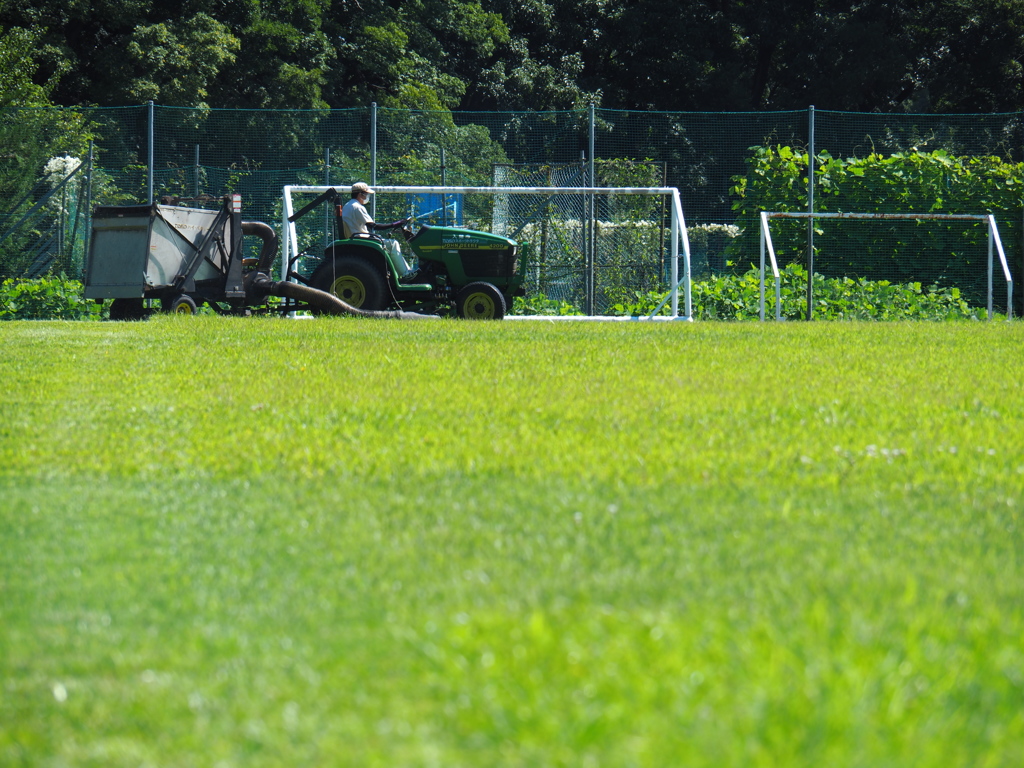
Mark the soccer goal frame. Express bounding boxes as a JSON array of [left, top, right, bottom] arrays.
[[282, 185, 693, 320], [758, 211, 1014, 321]]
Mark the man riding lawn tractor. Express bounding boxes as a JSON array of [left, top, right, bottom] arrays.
[[296, 182, 523, 320], [339, 182, 420, 283]]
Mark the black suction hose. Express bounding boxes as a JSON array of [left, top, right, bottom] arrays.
[[242, 220, 279, 273], [255, 275, 436, 319]]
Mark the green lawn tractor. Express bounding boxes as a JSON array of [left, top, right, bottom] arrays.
[[289, 189, 524, 319]]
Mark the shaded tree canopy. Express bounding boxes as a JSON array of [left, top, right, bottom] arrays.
[[1, 0, 1023, 112]]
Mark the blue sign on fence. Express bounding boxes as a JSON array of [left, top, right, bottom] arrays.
[[408, 193, 462, 226]]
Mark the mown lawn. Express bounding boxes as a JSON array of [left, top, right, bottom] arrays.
[[1, 317, 1022, 767]]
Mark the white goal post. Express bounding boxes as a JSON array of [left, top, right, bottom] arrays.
[[758, 211, 1014, 320], [282, 185, 693, 320]]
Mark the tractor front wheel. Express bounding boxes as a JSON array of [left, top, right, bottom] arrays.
[[163, 294, 198, 315], [456, 282, 506, 320], [309, 255, 388, 312]]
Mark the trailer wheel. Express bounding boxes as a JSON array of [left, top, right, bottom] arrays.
[[164, 295, 198, 315], [310, 255, 387, 312], [456, 282, 506, 320], [109, 298, 146, 321]]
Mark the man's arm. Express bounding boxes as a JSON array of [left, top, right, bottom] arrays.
[[368, 218, 409, 231]]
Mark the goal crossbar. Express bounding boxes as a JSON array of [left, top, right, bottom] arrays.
[[758, 210, 1013, 320], [282, 185, 692, 320]]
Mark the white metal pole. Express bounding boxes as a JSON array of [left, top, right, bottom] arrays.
[[760, 213, 766, 321], [988, 220, 994, 320], [282, 185, 294, 282], [989, 214, 1013, 319], [676, 191, 691, 318], [760, 212, 783, 320], [670, 192, 679, 317]]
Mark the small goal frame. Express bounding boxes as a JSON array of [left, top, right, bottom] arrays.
[[282, 185, 693, 320], [758, 211, 1013, 321]]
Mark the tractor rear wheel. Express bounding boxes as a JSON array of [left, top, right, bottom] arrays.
[[310, 255, 388, 312], [109, 298, 146, 321], [456, 282, 506, 320]]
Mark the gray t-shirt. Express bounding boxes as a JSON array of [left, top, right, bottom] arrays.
[[341, 197, 373, 238]]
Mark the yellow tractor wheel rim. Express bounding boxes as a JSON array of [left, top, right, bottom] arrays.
[[463, 291, 497, 319], [330, 275, 366, 307]]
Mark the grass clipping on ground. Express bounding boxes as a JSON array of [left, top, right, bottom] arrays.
[[1, 317, 1023, 767]]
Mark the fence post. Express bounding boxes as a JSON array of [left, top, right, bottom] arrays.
[[325, 147, 332, 253], [587, 102, 596, 315], [84, 141, 94, 280], [194, 144, 200, 198], [56, 161, 66, 268], [441, 147, 447, 226], [147, 100, 154, 204], [370, 102, 377, 219], [580, 150, 593, 315], [806, 104, 815, 320]]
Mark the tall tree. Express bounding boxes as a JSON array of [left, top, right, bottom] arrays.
[[0, 26, 67, 108], [94, 14, 239, 107], [476, 0, 605, 109], [325, 0, 515, 110], [207, 0, 335, 109], [4, 0, 1024, 112], [599, 0, 1024, 112]]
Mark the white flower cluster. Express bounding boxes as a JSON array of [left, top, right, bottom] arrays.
[[687, 222, 742, 250], [44, 155, 83, 187], [689, 223, 741, 238]]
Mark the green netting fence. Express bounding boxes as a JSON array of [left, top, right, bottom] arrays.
[[2, 103, 1022, 314]]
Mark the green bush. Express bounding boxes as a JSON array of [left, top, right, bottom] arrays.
[[609, 263, 983, 320], [511, 293, 585, 316], [0, 274, 103, 320]]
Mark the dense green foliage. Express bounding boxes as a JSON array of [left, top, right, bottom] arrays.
[[733, 146, 1024, 227], [3, 0, 1024, 113], [2, 319, 1023, 765], [0, 274, 102, 320], [609, 264, 985, 321]]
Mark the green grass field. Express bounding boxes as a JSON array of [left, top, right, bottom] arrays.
[[2, 317, 1023, 767]]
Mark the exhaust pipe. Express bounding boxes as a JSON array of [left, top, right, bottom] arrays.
[[241, 221, 435, 319]]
